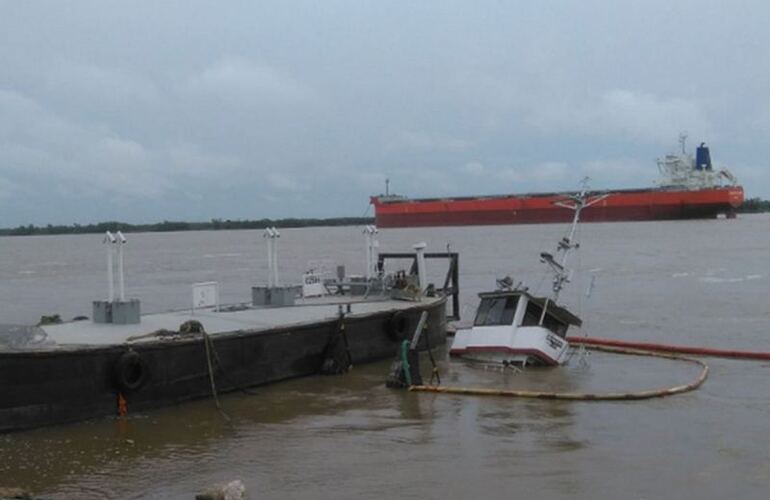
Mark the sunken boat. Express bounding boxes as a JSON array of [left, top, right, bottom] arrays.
[[0, 230, 459, 433], [450, 185, 597, 367]]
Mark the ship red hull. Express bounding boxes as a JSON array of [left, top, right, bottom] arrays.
[[371, 186, 744, 228]]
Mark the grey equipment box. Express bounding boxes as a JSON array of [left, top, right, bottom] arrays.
[[92, 299, 141, 324], [252, 286, 297, 307]]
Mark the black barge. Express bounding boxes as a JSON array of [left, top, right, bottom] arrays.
[[0, 296, 448, 433]]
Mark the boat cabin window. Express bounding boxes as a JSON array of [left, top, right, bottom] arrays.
[[474, 296, 518, 326], [521, 300, 568, 336]]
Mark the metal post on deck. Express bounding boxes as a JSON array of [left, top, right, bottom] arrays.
[[95, 231, 140, 324], [363, 225, 378, 279], [272, 227, 280, 286], [264, 227, 280, 287], [264, 228, 272, 288], [371, 227, 379, 278], [364, 226, 371, 279], [264, 227, 274, 287], [413, 242, 427, 291], [104, 231, 116, 301], [116, 231, 126, 301]]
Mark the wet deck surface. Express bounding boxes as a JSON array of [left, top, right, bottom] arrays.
[[24, 296, 439, 349]]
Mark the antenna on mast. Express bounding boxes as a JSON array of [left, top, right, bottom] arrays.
[[385, 178, 390, 196], [538, 179, 608, 324], [679, 132, 688, 154]]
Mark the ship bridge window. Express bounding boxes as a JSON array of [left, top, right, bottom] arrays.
[[521, 300, 568, 336], [474, 296, 518, 326]]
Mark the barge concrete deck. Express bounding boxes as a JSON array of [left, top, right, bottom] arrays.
[[27, 296, 442, 349]]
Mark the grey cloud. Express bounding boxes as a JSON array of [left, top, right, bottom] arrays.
[[187, 57, 319, 105], [0, 88, 247, 202], [390, 130, 475, 153], [525, 89, 712, 143], [1, 0, 769, 225], [266, 173, 307, 193], [498, 162, 571, 185], [0, 176, 19, 200]]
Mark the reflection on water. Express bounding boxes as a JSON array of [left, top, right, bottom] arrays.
[[2, 216, 770, 498]]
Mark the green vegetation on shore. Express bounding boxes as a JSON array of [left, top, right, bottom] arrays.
[[0, 217, 375, 237], [736, 197, 770, 213]]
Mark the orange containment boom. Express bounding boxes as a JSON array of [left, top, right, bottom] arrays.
[[567, 336, 770, 361]]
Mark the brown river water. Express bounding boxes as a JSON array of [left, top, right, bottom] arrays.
[[1, 215, 770, 499]]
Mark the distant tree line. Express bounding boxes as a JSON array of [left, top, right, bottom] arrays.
[[735, 198, 770, 213], [0, 217, 375, 237], [3, 197, 767, 236]]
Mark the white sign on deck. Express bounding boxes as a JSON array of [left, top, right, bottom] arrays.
[[192, 281, 219, 312]]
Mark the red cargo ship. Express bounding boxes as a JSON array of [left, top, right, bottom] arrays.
[[371, 137, 744, 228]]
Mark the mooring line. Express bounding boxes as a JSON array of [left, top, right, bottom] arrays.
[[202, 331, 231, 421]]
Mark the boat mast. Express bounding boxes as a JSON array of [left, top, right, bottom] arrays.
[[538, 179, 607, 324]]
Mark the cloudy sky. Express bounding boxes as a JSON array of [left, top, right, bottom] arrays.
[[1, 0, 769, 226]]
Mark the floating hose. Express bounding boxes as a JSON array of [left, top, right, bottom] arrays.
[[400, 340, 412, 386], [410, 344, 709, 401], [567, 336, 770, 361]]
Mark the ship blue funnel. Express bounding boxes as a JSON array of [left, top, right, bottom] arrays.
[[695, 142, 712, 171]]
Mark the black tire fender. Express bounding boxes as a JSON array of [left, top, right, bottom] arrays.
[[114, 350, 148, 393], [388, 311, 411, 341]]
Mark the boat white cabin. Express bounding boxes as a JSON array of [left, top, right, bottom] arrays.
[[450, 290, 581, 366]]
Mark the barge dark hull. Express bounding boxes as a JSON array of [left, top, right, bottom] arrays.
[[0, 300, 446, 433], [371, 186, 744, 227]]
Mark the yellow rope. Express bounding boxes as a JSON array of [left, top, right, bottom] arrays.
[[410, 344, 709, 401]]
